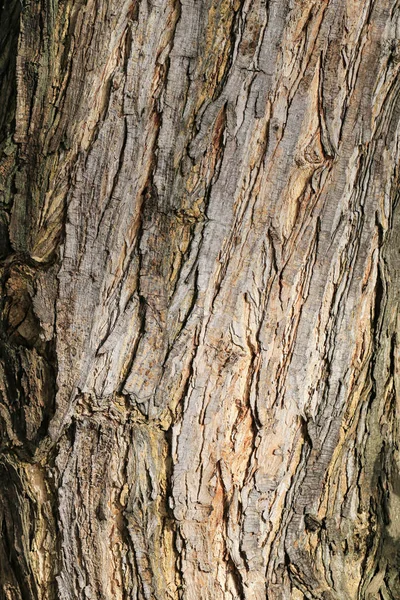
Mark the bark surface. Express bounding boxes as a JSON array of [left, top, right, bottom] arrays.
[[1, 0, 400, 598]]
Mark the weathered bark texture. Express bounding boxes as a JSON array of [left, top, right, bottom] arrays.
[[1, 0, 400, 598]]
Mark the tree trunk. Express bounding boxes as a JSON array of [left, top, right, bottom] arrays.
[[1, 0, 400, 598]]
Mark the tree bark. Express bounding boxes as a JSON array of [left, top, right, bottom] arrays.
[[1, 0, 400, 598]]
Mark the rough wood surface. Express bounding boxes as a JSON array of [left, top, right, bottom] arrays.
[[1, 0, 400, 598]]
